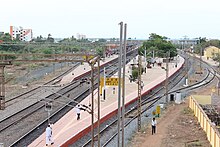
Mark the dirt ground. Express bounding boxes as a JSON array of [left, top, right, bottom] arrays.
[[4, 63, 71, 99], [127, 100, 211, 147]]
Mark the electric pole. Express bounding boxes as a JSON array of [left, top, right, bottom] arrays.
[[117, 21, 123, 147], [97, 58, 101, 147], [185, 51, 189, 86], [144, 49, 147, 73], [103, 67, 106, 100], [200, 47, 202, 74], [0, 65, 5, 110], [192, 46, 195, 83], [121, 23, 127, 147], [137, 55, 142, 131], [91, 63, 95, 147], [165, 51, 169, 103]]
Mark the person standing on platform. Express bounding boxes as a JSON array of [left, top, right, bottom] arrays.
[[152, 117, 157, 135], [76, 105, 81, 120], [46, 124, 54, 146], [141, 81, 144, 90]]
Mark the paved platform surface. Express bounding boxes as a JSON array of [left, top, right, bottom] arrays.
[[60, 54, 118, 85], [29, 56, 184, 147]]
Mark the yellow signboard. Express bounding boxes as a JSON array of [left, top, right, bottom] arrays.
[[100, 77, 121, 86], [212, 87, 216, 92], [83, 55, 94, 60], [156, 105, 161, 115]]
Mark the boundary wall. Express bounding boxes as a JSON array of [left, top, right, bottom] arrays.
[[189, 96, 220, 147]]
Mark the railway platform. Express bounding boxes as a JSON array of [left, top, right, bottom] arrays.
[[59, 54, 119, 85], [29, 56, 185, 147]]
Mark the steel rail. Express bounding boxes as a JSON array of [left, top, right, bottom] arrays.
[[6, 47, 138, 145], [100, 53, 217, 147]]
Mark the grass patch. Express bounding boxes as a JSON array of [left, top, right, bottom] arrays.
[[186, 140, 202, 147], [182, 107, 193, 115], [14, 62, 22, 66]]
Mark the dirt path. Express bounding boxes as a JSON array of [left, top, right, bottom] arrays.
[[128, 99, 211, 147], [140, 103, 185, 147]]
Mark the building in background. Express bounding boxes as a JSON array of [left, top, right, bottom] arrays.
[[76, 33, 86, 40], [171, 39, 198, 46], [10, 26, 33, 41], [204, 46, 220, 59]]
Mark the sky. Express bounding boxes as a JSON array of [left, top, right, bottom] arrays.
[[1, 0, 220, 39]]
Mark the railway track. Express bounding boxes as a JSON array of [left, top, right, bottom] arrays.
[[4, 62, 80, 108], [1, 80, 90, 146], [1, 49, 138, 146], [80, 53, 217, 147]]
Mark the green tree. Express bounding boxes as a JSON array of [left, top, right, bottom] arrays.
[[212, 52, 220, 67], [96, 47, 104, 57], [131, 66, 144, 81], [98, 38, 107, 42], [46, 34, 54, 43], [141, 33, 177, 57], [0, 33, 12, 42], [194, 37, 220, 54], [32, 35, 46, 43]]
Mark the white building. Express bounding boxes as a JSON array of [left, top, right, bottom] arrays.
[[10, 26, 33, 41], [76, 33, 86, 40]]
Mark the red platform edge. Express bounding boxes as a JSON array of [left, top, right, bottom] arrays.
[[60, 61, 184, 147]]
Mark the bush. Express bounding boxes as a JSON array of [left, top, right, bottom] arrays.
[[42, 48, 52, 54], [132, 69, 138, 80]]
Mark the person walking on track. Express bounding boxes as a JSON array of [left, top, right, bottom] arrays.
[[46, 124, 54, 146], [152, 117, 157, 135]]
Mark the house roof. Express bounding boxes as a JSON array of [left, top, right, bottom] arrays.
[[204, 46, 220, 51]]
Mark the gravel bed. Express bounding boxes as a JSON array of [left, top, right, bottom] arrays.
[[0, 82, 89, 146], [0, 87, 59, 121], [15, 62, 71, 84]]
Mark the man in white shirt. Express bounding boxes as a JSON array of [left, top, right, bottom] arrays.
[[46, 124, 54, 146], [76, 105, 81, 120], [152, 117, 157, 135]]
